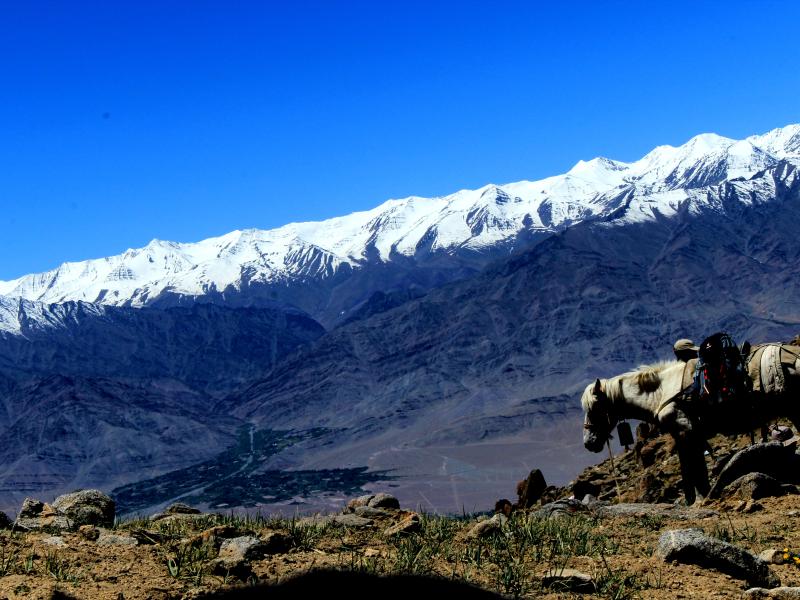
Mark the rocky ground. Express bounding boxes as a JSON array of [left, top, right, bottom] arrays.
[[4, 429, 800, 599]]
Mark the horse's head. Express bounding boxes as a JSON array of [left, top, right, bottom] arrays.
[[581, 378, 617, 453]]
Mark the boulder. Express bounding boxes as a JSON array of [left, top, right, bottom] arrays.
[[52, 489, 115, 528], [494, 499, 513, 517], [596, 503, 717, 520], [151, 502, 203, 520], [15, 498, 71, 531], [708, 442, 800, 499], [744, 588, 800, 599], [542, 568, 596, 593], [164, 502, 201, 515], [571, 479, 601, 500], [367, 493, 400, 510], [344, 495, 374, 513], [18, 498, 43, 520], [654, 528, 779, 588], [516, 469, 547, 509], [723, 472, 798, 501], [535, 499, 589, 519]]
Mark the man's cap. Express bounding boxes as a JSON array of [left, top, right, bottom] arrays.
[[674, 339, 699, 352]]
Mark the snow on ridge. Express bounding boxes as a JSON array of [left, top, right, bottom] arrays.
[[2, 123, 799, 307]]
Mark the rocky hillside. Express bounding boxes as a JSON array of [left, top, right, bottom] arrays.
[[0, 302, 325, 515], [4, 432, 800, 599]]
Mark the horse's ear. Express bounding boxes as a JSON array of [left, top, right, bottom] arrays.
[[594, 378, 602, 394]]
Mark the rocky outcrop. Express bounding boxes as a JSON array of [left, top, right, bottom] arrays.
[[15, 489, 114, 530]]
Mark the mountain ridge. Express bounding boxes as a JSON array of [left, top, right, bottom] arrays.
[[2, 124, 798, 326]]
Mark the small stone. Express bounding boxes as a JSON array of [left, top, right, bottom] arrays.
[[759, 549, 785, 565], [183, 525, 241, 549], [367, 493, 400, 510], [734, 501, 748, 512], [42, 536, 66, 547], [383, 512, 420, 537], [128, 529, 164, 545], [466, 514, 506, 539], [78, 525, 100, 541], [260, 531, 291, 554], [165, 502, 201, 515], [296, 513, 374, 529], [745, 501, 764, 514], [219, 536, 268, 562], [210, 557, 253, 580], [364, 548, 381, 557], [333, 514, 374, 528], [344, 495, 375, 513], [542, 568, 596, 593], [97, 533, 138, 546]]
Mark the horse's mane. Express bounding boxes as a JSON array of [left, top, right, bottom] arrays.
[[594, 360, 681, 405]]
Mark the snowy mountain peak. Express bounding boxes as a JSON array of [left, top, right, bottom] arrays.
[[2, 124, 799, 309], [748, 123, 800, 158]]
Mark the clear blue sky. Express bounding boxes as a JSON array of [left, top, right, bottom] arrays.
[[2, 1, 799, 279]]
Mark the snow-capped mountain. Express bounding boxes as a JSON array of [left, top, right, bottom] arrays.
[[2, 125, 798, 320]]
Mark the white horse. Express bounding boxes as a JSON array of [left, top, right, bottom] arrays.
[[581, 344, 800, 504]]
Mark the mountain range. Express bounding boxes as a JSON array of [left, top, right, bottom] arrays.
[[1, 124, 799, 514], [3, 125, 798, 326]]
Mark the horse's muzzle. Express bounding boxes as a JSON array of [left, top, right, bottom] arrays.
[[583, 432, 605, 453]]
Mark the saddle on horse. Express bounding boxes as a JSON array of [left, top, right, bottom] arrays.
[[693, 332, 750, 406]]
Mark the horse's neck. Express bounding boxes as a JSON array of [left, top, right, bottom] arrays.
[[610, 363, 688, 422]]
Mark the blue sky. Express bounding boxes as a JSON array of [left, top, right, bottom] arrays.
[[1, 1, 799, 279]]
